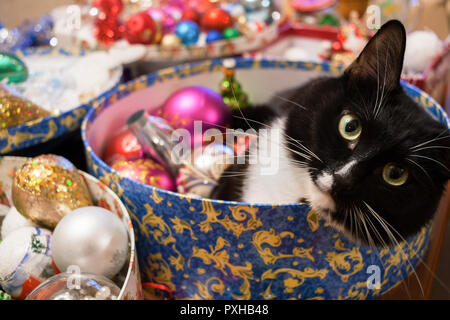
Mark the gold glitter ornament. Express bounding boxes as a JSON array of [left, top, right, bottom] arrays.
[[12, 154, 94, 229], [0, 85, 51, 129]]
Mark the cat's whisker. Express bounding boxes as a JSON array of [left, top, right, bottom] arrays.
[[232, 114, 322, 163], [410, 130, 450, 150], [406, 158, 433, 182], [274, 94, 307, 110], [409, 154, 450, 172], [411, 145, 450, 153], [366, 201, 450, 296], [363, 201, 425, 298]]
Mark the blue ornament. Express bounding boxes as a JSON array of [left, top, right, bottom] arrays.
[[206, 30, 223, 43], [175, 20, 199, 46]]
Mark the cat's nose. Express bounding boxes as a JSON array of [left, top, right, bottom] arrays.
[[332, 174, 354, 193]]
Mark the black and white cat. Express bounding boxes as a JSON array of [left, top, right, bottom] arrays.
[[211, 20, 450, 247]]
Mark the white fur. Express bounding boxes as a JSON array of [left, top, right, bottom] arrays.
[[241, 118, 336, 212], [336, 159, 357, 177]]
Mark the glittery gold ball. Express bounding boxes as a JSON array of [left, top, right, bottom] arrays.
[[0, 88, 50, 129], [160, 34, 182, 50], [12, 154, 94, 229]]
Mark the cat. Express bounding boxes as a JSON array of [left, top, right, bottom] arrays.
[[210, 20, 450, 247]]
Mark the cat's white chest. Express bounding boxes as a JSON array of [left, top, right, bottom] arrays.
[[241, 117, 311, 204]]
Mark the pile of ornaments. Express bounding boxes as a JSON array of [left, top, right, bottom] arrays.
[[103, 59, 251, 198], [92, 0, 275, 48], [0, 155, 129, 300]]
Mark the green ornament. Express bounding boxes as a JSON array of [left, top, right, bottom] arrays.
[[0, 53, 28, 84], [318, 14, 340, 27], [0, 290, 11, 300], [223, 28, 241, 40], [220, 59, 250, 110]]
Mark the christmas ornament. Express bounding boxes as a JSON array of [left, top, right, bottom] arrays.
[[94, 17, 124, 46], [0, 15, 54, 52], [206, 30, 223, 43], [176, 143, 235, 197], [0, 87, 51, 129], [1, 206, 36, 240], [201, 8, 234, 32], [0, 290, 11, 300], [146, 8, 176, 39], [181, 8, 200, 24], [125, 12, 160, 45], [110, 158, 176, 191], [220, 59, 250, 110], [160, 33, 182, 50], [187, 0, 214, 14], [103, 127, 143, 164], [0, 227, 56, 299], [155, 86, 231, 146], [26, 272, 121, 300], [223, 27, 240, 40], [242, 0, 273, 22], [51, 206, 129, 278], [93, 0, 124, 17], [11, 155, 94, 230], [175, 20, 200, 46], [163, 5, 183, 22], [0, 53, 28, 84], [127, 110, 234, 197]]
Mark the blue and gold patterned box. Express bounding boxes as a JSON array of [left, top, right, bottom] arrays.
[[81, 58, 449, 300], [0, 47, 122, 154]]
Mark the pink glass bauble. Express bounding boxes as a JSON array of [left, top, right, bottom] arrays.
[[154, 86, 231, 147], [146, 8, 176, 36]]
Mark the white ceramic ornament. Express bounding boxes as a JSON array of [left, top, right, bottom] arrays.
[[51, 206, 129, 279], [1, 206, 36, 240], [0, 226, 56, 299]]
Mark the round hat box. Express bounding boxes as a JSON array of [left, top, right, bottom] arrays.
[[82, 58, 448, 300], [0, 47, 122, 155], [0, 156, 142, 300]]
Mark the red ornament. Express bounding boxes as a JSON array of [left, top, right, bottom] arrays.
[[93, 17, 124, 46], [182, 8, 200, 24], [201, 8, 233, 32], [125, 12, 159, 45], [103, 128, 143, 164], [93, 0, 124, 17]]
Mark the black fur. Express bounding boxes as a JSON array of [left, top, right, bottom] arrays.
[[211, 21, 450, 247]]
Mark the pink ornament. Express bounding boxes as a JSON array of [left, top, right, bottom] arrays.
[[146, 8, 176, 35], [163, 5, 183, 22], [110, 158, 176, 191], [153, 86, 231, 147]]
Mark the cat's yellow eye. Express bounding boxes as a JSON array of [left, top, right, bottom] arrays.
[[338, 114, 362, 141], [382, 163, 409, 186]]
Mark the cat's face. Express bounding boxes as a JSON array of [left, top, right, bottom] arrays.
[[288, 21, 450, 247]]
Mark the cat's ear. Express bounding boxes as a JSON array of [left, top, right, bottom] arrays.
[[345, 20, 406, 91]]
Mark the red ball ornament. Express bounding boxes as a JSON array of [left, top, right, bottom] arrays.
[[125, 12, 160, 45], [93, 0, 124, 17], [201, 8, 234, 32], [94, 17, 124, 46], [110, 158, 176, 191], [103, 128, 143, 164], [182, 8, 200, 24]]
